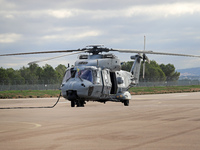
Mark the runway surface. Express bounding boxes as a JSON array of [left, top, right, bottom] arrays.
[[0, 92, 200, 150]]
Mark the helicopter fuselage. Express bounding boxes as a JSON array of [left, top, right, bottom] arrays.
[[60, 53, 138, 107]]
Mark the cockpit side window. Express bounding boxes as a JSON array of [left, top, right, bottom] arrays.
[[71, 69, 76, 78], [62, 69, 71, 84]]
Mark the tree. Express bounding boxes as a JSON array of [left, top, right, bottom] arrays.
[[55, 64, 67, 82], [42, 64, 59, 84], [160, 64, 180, 81], [6, 68, 25, 84], [0, 67, 9, 84], [36, 66, 44, 83], [140, 61, 166, 81], [20, 66, 38, 84], [121, 60, 180, 82], [121, 61, 133, 72], [0, 64, 67, 85]]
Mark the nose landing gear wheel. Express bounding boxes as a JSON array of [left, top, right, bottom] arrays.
[[124, 100, 129, 106], [70, 100, 85, 107], [77, 100, 85, 107], [71, 100, 75, 107]]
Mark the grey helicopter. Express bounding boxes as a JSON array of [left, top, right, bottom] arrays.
[[1, 39, 200, 107]]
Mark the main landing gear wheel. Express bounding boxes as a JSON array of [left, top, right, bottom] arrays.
[[124, 100, 129, 106], [71, 100, 85, 107]]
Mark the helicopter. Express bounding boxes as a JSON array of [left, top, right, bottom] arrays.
[[1, 40, 200, 107]]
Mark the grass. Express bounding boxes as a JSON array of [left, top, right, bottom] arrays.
[[0, 90, 60, 99], [129, 85, 200, 95], [0, 85, 200, 99]]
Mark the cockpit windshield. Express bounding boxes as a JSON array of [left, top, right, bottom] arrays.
[[62, 68, 99, 84], [77, 69, 93, 83]]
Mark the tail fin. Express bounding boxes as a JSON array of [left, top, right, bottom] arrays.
[[130, 54, 142, 84]]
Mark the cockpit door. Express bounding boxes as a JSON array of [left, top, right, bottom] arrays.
[[102, 69, 112, 95]]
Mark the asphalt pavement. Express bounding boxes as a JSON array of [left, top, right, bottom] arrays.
[[0, 92, 200, 150]]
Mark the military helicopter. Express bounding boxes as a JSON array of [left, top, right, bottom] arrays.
[[1, 39, 200, 107]]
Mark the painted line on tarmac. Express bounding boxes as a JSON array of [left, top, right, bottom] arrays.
[[0, 121, 42, 131], [20, 122, 42, 129]]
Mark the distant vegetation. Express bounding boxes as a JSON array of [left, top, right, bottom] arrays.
[[0, 64, 67, 85], [121, 60, 180, 81], [0, 60, 180, 85]]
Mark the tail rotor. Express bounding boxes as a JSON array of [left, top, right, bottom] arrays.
[[142, 36, 150, 79]]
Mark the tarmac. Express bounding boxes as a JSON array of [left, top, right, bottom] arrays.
[[0, 92, 200, 150]]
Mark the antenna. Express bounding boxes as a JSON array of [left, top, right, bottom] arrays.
[[143, 35, 146, 79], [144, 35, 146, 51]]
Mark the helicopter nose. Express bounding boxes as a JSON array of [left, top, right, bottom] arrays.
[[76, 81, 94, 97], [61, 80, 94, 99]]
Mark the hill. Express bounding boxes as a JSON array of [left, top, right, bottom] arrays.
[[177, 67, 200, 76]]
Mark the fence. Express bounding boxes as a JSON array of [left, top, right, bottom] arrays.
[[0, 79, 61, 91], [0, 79, 200, 91], [138, 80, 200, 87], [0, 84, 61, 91]]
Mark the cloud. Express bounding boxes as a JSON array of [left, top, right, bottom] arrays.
[[46, 9, 74, 18], [125, 3, 200, 18], [42, 30, 101, 41], [0, 33, 22, 43], [0, 0, 200, 69]]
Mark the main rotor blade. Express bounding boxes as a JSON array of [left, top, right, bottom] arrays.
[[113, 49, 200, 58], [0, 49, 82, 56], [28, 51, 83, 65]]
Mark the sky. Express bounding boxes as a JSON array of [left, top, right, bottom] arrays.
[[0, 0, 200, 70]]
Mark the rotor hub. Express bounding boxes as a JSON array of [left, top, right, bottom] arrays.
[[82, 45, 111, 55]]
